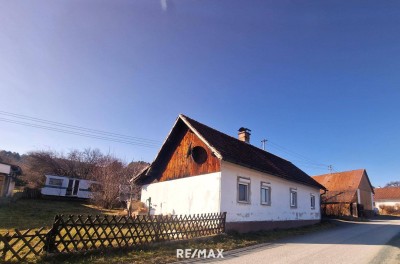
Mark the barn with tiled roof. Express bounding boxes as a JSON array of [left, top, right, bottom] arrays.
[[312, 169, 374, 217]]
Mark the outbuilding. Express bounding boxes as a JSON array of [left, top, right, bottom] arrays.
[[0, 162, 20, 197], [374, 187, 400, 214], [312, 169, 374, 217]]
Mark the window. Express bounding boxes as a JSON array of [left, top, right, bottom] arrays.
[[237, 177, 250, 203], [290, 188, 297, 208], [191, 146, 208, 164], [311, 194, 316, 209], [49, 178, 63, 186], [260, 182, 271, 205]]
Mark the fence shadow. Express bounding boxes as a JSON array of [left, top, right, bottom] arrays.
[[0, 212, 226, 262]]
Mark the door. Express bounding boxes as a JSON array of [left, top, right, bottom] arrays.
[[72, 180, 80, 196], [66, 179, 74, 196]]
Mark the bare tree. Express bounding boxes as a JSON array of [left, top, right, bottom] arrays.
[[385, 181, 400, 187], [23, 149, 104, 188], [125, 161, 148, 197], [3, 147, 148, 210], [23, 151, 63, 188], [125, 161, 149, 215], [90, 155, 125, 209]]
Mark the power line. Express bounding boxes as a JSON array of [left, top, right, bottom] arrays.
[[1, 110, 338, 171], [266, 140, 337, 173], [0, 117, 160, 148], [0, 110, 161, 144], [267, 140, 329, 167]]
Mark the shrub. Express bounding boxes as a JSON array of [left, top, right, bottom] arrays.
[[379, 204, 400, 215]]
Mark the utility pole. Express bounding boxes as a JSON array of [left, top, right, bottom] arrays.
[[328, 165, 333, 173], [261, 139, 268, 151], [146, 197, 152, 216]]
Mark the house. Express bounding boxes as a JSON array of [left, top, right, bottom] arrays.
[[0, 162, 20, 197], [312, 169, 374, 217], [374, 187, 400, 214], [133, 114, 325, 232], [41, 175, 97, 199]]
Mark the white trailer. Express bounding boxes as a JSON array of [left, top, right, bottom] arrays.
[[41, 175, 97, 199]]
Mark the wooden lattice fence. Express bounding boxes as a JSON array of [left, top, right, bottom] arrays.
[[0, 228, 48, 262], [0, 212, 226, 262]]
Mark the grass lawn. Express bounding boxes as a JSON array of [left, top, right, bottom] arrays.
[[0, 198, 124, 233]]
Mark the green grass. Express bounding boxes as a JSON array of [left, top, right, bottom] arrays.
[[0, 199, 123, 233]]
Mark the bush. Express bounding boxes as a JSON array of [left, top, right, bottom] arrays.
[[379, 204, 400, 215]]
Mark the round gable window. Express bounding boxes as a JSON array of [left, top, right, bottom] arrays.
[[191, 146, 208, 164]]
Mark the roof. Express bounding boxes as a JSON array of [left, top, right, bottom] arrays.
[[374, 187, 400, 200], [0, 162, 20, 176], [312, 169, 374, 192], [45, 174, 97, 182], [321, 190, 357, 203], [0, 163, 11, 174], [135, 114, 325, 190]]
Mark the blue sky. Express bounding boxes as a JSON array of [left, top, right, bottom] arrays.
[[1, 0, 399, 186]]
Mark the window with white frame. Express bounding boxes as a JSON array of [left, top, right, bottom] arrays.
[[49, 178, 63, 186], [311, 194, 316, 209], [260, 182, 271, 205], [237, 177, 250, 203], [290, 188, 297, 208]]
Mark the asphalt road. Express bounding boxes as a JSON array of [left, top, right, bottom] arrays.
[[210, 218, 400, 264]]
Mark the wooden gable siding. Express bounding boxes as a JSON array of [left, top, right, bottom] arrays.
[[158, 127, 220, 182]]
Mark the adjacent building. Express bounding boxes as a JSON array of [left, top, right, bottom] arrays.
[[0, 162, 20, 197], [374, 187, 400, 214], [312, 169, 374, 217]]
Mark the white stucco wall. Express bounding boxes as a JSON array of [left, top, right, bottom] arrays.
[[375, 200, 400, 208], [140, 172, 221, 215], [220, 161, 321, 222]]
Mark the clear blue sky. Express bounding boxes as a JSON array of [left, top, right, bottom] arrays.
[[1, 0, 399, 187]]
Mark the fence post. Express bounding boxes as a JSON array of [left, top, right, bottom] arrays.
[[154, 215, 162, 242], [222, 212, 227, 233], [45, 215, 60, 254]]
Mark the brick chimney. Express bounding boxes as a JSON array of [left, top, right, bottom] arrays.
[[238, 127, 251, 144]]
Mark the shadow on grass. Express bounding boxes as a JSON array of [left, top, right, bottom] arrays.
[[36, 221, 336, 264]]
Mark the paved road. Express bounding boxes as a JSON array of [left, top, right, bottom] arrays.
[[211, 218, 400, 264]]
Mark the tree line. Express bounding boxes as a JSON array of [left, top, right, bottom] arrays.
[[0, 149, 148, 208]]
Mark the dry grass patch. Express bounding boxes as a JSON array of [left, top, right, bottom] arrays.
[[0, 199, 124, 234], [37, 221, 335, 264]]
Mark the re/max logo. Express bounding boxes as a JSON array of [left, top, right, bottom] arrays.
[[176, 249, 224, 259]]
